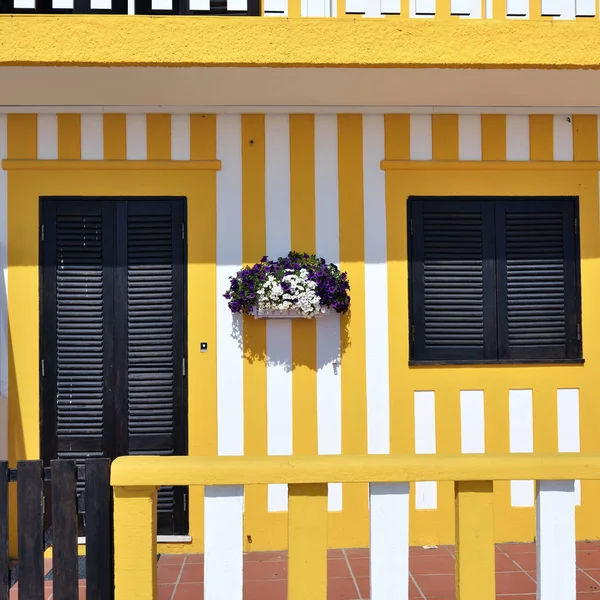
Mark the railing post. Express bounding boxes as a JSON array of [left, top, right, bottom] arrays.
[[288, 483, 328, 600], [455, 481, 495, 600], [113, 485, 158, 600]]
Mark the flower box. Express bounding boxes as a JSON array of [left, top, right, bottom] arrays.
[[252, 307, 332, 320]]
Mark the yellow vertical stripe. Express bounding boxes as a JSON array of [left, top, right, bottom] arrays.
[[146, 114, 171, 161], [338, 115, 368, 519], [241, 114, 268, 551], [57, 114, 81, 160], [188, 114, 217, 552], [103, 114, 127, 160], [492, 0, 505, 18], [481, 115, 506, 160], [290, 115, 318, 457], [529, 115, 553, 161], [573, 115, 598, 161], [288, 0, 301, 16], [432, 115, 459, 161], [7, 115, 36, 159], [288, 484, 327, 600], [384, 114, 410, 160], [435, 0, 451, 17]]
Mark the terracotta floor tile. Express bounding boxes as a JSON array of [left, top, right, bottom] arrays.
[[159, 554, 186, 566], [244, 560, 287, 581], [582, 569, 600, 584], [243, 579, 287, 600], [577, 594, 600, 599], [244, 551, 287, 562], [158, 583, 175, 600], [186, 553, 204, 564], [158, 564, 184, 584], [327, 577, 361, 600], [580, 552, 600, 570], [578, 570, 600, 594], [344, 548, 369, 558], [410, 547, 453, 558], [328, 558, 351, 578], [179, 563, 204, 584], [347, 557, 369, 578], [498, 543, 536, 555], [174, 582, 205, 600], [412, 573, 455, 597], [496, 553, 522, 572], [329, 549, 345, 558], [410, 554, 455, 575], [510, 552, 537, 572], [496, 571, 536, 595], [579, 542, 600, 552]]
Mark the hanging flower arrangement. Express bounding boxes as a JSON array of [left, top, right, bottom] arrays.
[[224, 252, 351, 319]]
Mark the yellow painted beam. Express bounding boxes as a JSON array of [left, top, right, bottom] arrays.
[[288, 483, 328, 600], [455, 481, 495, 600], [1, 159, 221, 170], [4, 17, 600, 68], [380, 160, 600, 170], [110, 452, 600, 487], [113, 486, 158, 600]]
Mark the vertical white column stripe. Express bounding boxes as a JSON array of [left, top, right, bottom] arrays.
[[414, 391, 437, 509], [557, 388, 581, 505], [227, 0, 247, 10], [369, 482, 410, 600], [81, 114, 104, 161], [126, 114, 147, 160], [265, 115, 292, 513], [364, 0, 384, 16], [216, 115, 244, 457], [0, 116, 7, 461], [536, 480, 577, 600], [37, 114, 58, 160], [204, 485, 244, 600], [363, 115, 390, 457], [553, 115, 574, 161], [506, 115, 530, 161], [171, 115, 191, 161], [460, 390, 484, 453], [409, 115, 432, 160], [315, 114, 342, 512], [509, 389, 534, 507], [458, 115, 482, 161]]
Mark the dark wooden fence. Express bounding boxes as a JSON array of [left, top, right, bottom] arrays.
[[0, 458, 114, 600]]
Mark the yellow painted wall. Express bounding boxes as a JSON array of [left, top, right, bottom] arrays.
[[5, 112, 600, 556]]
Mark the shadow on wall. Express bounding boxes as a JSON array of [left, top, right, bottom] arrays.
[[232, 310, 350, 372]]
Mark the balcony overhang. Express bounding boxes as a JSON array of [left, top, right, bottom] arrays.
[[1, 16, 600, 69]]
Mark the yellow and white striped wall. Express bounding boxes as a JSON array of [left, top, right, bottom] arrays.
[[2, 111, 600, 553]]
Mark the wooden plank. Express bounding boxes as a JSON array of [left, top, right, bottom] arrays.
[[369, 482, 409, 600], [0, 462, 8, 600], [455, 481, 495, 600], [17, 460, 44, 600], [288, 483, 327, 600], [51, 460, 78, 600], [85, 459, 114, 600], [536, 480, 576, 600]]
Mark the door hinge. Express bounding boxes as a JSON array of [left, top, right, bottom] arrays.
[[182, 223, 185, 240], [41, 359, 45, 377], [42, 496, 46, 516], [183, 492, 187, 512], [182, 357, 186, 377], [41, 224, 45, 242]]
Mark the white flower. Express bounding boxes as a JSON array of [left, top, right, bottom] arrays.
[[257, 268, 323, 316]]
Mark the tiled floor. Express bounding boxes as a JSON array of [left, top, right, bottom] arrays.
[[10, 541, 600, 598]]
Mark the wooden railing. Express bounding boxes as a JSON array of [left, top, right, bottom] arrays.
[[110, 452, 599, 600]]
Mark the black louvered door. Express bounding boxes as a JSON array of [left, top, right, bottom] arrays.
[[41, 197, 188, 536]]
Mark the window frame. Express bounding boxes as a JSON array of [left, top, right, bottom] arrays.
[[407, 196, 584, 366]]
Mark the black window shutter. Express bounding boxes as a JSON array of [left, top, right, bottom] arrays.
[[495, 198, 580, 360], [410, 198, 497, 362], [116, 199, 188, 536]]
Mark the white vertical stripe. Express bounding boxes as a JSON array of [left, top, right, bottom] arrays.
[[410, 115, 432, 160], [128, 0, 135, 12], [553, 116, 574, 161], [189, 0, 210, 8], [265, 115, 292, 513], [536, 480, 577, 600], [80, 114, 104, 160], [227, 0, 247, 10], [576, 0, 594, 16], [363, 115, 389, 457], [485, 0, 492, 15], [458, 115, 482, 160], [204, 485, 244, 600], [315, 114, 342, 512], [555, 0, 576, 18], [557, 389, 581, 505], [509, 389, 534, 507], [460, 390, 484, 453], [380, 0, 400, 12], [37, 114, 58, 160], [364, 0, 384, 16], [126, 114, 147, 160], [0, 115, 7, 461], [171, 114, 191, 161], [369, 482, 410, 600], [216, 115, 244, 458], [506, 115, 530, 161], [414, 391, 437, 510]]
